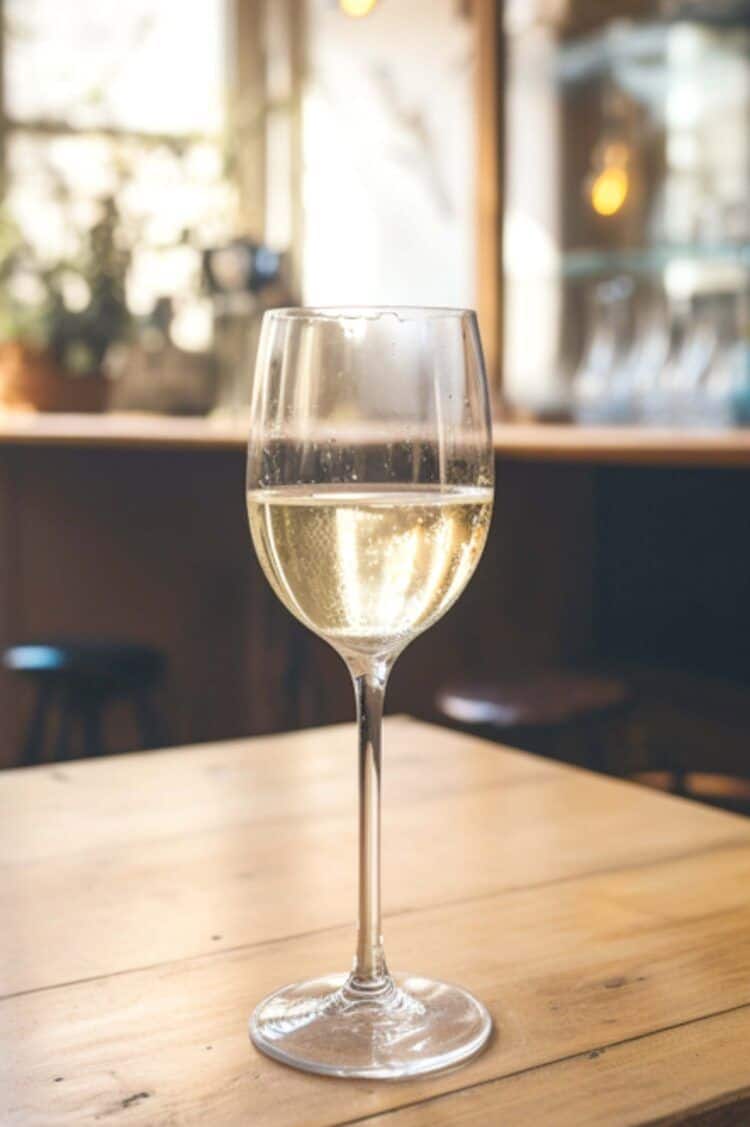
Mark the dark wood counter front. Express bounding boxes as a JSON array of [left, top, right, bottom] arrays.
[[0, 424, 592, 766], [1, 414, 749, 768]]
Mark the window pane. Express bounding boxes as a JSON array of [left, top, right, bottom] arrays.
[[6, 132, 235, 318], [5, 0, 227, 135]]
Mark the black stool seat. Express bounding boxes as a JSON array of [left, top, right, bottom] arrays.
[[436, 670, 632, 772], [5, 641, 164, 686], [3, 640, 166, 764]]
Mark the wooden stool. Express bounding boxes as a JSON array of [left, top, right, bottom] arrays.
[[4, 641, 167, 764], [436, 670, 633, 772]]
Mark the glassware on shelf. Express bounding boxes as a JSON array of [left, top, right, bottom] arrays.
[[638, 294, 691, 426], [677, 296, 719, 389], [572, 276, 636, 423], [204, 241, 289, 419], [621, 279, 670, 420], [673, 292, 732, 427], [638, 288, 747, 428], [506, 2, 750, 416], [729, 292, 750, 424], [573, 275, 750, 428], [731, 346, 750, 424]]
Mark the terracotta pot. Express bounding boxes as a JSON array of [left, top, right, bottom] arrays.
[[0, 342, 109, 413]]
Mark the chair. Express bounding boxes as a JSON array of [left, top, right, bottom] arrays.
[[436, 669, 633, 773], [622, 668, 750, 816], [4, 640, 166, 764]]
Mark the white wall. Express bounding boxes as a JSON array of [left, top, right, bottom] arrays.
[[302, 0, 475, 310]]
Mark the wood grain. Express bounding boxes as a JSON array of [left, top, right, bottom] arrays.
[[356, 1005, 750, 1126], [3, 719, 750, 1125], [3, 719, 747, 998]]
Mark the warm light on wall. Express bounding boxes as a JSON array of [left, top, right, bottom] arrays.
[[590, 165, 629, 217], [338, 0, 378, 16]]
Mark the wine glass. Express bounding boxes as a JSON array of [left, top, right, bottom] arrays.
[[246, 306, 494, 1079], [572, 276, 635, 424]]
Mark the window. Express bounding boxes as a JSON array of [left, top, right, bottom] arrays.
[[0, 1, 300, 355]]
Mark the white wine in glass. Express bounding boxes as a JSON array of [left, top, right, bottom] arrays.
[[246, 307, 494, 1079], [247, 484, 492, 653]]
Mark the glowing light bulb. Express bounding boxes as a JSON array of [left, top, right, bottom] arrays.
[[339, 0, 378, 16], [590, 166, 629, 217]]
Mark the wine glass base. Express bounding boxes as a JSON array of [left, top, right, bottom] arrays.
[[249, 972, 492, 1079]]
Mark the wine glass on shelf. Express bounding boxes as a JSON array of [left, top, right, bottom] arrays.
[[572, 276, 635, 424], [245, 306, 494, 1079]]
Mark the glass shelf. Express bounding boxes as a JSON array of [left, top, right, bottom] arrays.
[[561, 245, 750, 279], [556, 17, 750, 88]]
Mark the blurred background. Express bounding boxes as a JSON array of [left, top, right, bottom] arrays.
[[3, 0, 749, 422], [0, 0, 478, 415], [505, 0, 750, 424], [2, 0, 750, 818]]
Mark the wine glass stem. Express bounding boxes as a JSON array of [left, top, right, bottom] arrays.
[[350, 658, 391, 992]]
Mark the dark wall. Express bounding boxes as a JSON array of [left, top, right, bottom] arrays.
[[594, 466, 750, 681]]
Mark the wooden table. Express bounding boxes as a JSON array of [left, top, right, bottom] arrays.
[[3, 718, 750, 1125]]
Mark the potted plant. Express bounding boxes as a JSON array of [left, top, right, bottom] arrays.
[[0, 191, 132, 412]]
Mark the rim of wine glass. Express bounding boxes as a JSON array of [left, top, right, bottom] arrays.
[[264, 305, 478, 322]]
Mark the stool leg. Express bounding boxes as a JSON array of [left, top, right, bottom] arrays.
[[82, 701, 104, 758], [24, 682, 53, 766], [54, 691, 74, 762], [586, 717, 608, 774], [133, 690, 164, 750], [672, 766, 688, 796]]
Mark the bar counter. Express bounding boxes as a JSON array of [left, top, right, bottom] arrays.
[[1, 413, 749, 768], [2, 411, 750, 466]]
